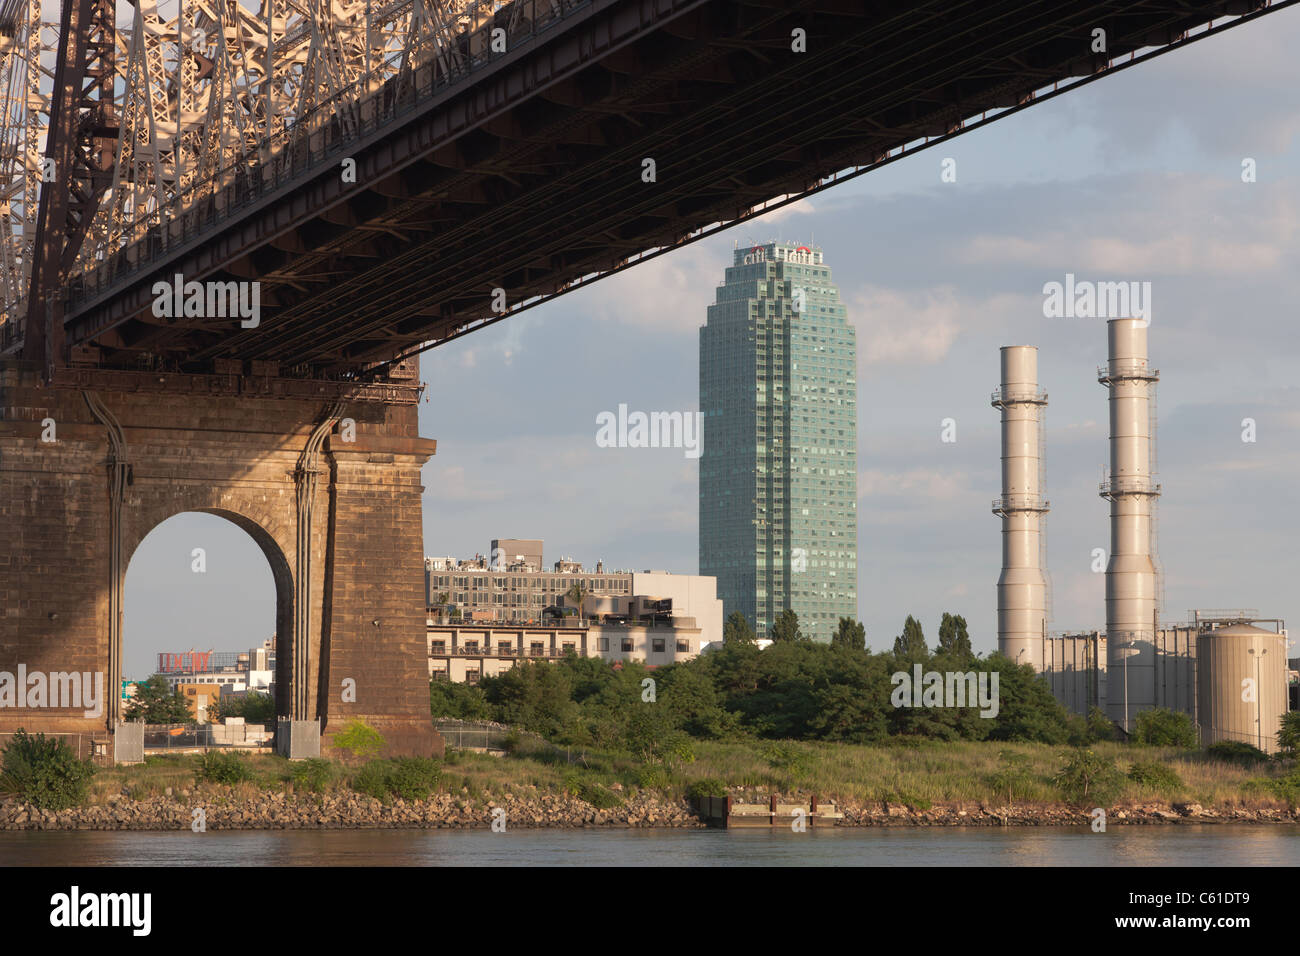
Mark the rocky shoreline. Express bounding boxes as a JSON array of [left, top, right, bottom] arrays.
[[837, 800, 1299, 826], [1, 790, 1297, 831]]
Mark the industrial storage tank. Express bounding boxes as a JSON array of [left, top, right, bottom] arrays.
[[1197, 623, 1288, 753]]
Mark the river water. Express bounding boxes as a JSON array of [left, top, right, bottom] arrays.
[[2, 824, 1298, 866]]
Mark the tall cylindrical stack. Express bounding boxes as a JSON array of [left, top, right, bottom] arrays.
[[1099, 318, 1161, 731], [992, 346, 1049, 671]]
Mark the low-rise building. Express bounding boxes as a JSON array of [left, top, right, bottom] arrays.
[[154, 640, 275, 698], [425, 546, 722, 682], [424, 540, 722, 646], [177, 683, 221, 722], [428, 617, 707, 683], [429, 624, 591, 683]]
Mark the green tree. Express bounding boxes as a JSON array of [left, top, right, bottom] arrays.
[[809, 649, 893, 743], [1085, 706, 1121, 743], [734, 641, 833, 738], [431, 591, 449, 621], [1052, 747, 1124, 805], [936, 612, 972, 660], [982, 652, 1072, 744], [892, 615, 928, 660], [123, 675, 193, 724], [722, 610, 756, 645], [623, 705, 693, 764], [429, 679, 492, 720], [831, 617, 866, 651], [770, 608, 803, 644], [1133, 707, 1197, 748], [481, 659, 578, 740], [698, 640, 762, 697], [210, 691, 275, 724], [334, 719, 386, 760], [989, 750, 1035, 806], [565, 582, 588, 625], [656, 664, 736, 738], [1279, 711, 1300, 756]]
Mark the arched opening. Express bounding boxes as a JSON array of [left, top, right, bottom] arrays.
[[122, 510, 293, 746]]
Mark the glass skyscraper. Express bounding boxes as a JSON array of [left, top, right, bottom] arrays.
[[699, 241, 857, 642]]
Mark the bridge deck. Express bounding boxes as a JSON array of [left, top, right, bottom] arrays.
[[6, 0, 1283, 376]]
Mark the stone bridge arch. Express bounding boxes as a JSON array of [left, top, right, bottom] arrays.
[[124, 506, 295, 722], [0, 362, 442, 759]]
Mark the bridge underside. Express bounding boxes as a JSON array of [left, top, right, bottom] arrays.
[[0, 361, 442, 759], [47, 0, 1274, 377]]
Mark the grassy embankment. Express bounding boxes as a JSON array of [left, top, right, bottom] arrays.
[[82, 739, 1299, 811]]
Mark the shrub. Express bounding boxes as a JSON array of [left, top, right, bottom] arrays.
[[686, 777, 729, 800], [196, 750, 253, 785], [763, 742, 811, 777], [334, 719, 386, 760], [1127, 761, 1184, 792], [1133, 708, 1197, 748], [0, 730, 96, 810], [636, 763, 671, 790], [1084, 707, 1121, 743], [562, 771, 621, 808], [578, 781, 622, 809], [988, 750, 1035, 806], [347, 757, 441, 802], [387, 757, 441, 801], [291, 757, 338, 794], [1279, 712, 1300, 755], [1052, 748, 1124, 805], [350, 759, 395, 803], [1255, 769, 1300, 807], [1206, 740, 1269, 766], [881, 790, 932, 811]]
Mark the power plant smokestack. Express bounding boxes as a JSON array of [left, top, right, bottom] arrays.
[[993, 346, 1049, 671], [1099, 317, 1161, 731]]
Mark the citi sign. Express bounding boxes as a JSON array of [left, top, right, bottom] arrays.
[[741, 245, 816, 265]]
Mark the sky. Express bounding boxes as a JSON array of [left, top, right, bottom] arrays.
[[122, 9, 1300, 677]]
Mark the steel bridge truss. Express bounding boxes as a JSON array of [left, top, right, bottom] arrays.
[[0, 0, 526, 335]]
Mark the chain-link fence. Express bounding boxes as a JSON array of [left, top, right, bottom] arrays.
[[433, 719, 582, 763], [143, 723, 272, 753], [433, 719, 513, 752]]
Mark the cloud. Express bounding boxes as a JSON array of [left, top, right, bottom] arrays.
[[851, 286, 962, 366], [576, 246, 729, 332], [748, 194, 817, 226], [952, 175, 1299, 280], [959, 231, 1282, 275], [858, 467, 970, 502], [1084, 12, 1300, 158], [850, 287, 1028, 366], [424, 464, 507, 504]]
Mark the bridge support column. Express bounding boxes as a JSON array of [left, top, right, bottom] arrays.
[[0, 361, 442, 760]]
